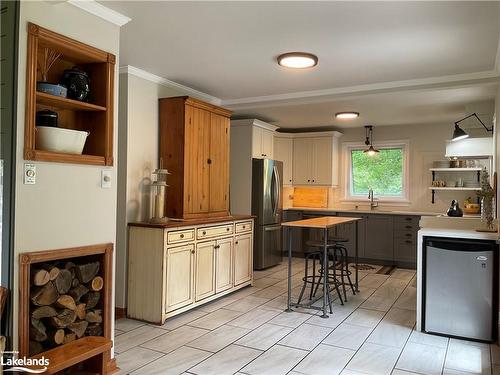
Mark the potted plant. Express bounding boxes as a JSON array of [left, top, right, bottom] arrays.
[[476, 167, 495, 231]]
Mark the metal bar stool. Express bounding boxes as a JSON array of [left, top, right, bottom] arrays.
[[305, 240, 345, 306]]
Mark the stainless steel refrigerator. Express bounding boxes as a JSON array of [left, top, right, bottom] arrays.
[[252, 159, 283, 269]]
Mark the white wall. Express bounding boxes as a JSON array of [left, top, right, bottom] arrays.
[[115, 72, 206, 308], [14, 1, 120, 349]]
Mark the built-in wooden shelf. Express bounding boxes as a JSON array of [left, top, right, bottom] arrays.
[[36, 92, 107, 112], [428, 187, 481, 191], [24, 23, 115, 166], [429, 167, 482, 172]]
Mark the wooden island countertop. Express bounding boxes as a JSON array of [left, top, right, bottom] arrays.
[[128, 214, 255, 229]]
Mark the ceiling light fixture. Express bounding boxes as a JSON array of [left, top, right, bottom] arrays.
[[335, 112, 360, 120], [452, 113, 493, 142], [277, 52, 318, 69], [363, 125, 379, 156]]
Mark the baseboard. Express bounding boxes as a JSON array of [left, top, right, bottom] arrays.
[[115, 307, 127, 320]]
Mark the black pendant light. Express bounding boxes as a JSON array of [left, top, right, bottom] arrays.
[[363, 125, 379, 156], [452, 113, 493, 142]]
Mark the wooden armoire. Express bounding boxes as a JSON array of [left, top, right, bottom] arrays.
[[159, 96, 232, 219]]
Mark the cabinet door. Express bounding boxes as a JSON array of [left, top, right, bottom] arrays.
[[216, 237, 233, 292], [293, 138, 312, 184], [274, 137, 293, 185], [252, 126, 263, 158], [165, 244, 194, 312], [184, 106, 210, 214], [311, 137, 333, 185], [209, 113, 230, 213], [283, 211, 303, 255], [234, 234, 252, 285], [364, 215, 394, 261], [195, 241, 216, 301], [261, 129, 274, 158], [335, 214, 366, 259]]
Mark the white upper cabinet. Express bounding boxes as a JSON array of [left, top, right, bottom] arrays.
[[252, 125, 275, 159], [292, 132, 342, 187], [274, 136, 293, 185]]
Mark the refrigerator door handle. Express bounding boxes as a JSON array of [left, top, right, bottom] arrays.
[[273, 165, 280, 216]]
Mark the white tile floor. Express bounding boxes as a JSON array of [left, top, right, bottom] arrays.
[[114, 258, 499, 375]]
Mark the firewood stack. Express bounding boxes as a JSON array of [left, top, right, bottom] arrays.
[[29, 261, 104, 355]]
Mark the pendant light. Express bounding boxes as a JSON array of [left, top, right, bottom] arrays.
[[363, 125, 379, 156], [451, 113, 493, 142]]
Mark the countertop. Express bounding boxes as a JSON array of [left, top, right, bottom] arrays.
[[418, 227, 499, 241], [129, 215, 254, 229], [284, 206, 442, 217]]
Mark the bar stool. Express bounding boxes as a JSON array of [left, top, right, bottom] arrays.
[[296, 248, 331, 311]]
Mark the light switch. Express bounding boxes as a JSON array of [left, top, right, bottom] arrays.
[[101, 170, 112, 188], [24, 163, 36, 184]]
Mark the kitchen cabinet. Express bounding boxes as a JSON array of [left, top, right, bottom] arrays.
[[336, 213, 366, 259], [252, 126, 275, 159], [215, 237, 233, 293], [283, 210, 303, 256], [128, 218, 254, 324], [364, 215, 394, 260], [159, 96, 232, 219], [234, 233, 253, 285], [230, 119, 279, 215], [274, 136, 293, 185], [393, 216, 419, 265], [195, 241, 216, 301], [165, 244, 195, 312], [292, 132, 342, 187]]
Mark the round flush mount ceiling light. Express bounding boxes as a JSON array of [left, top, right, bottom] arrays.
[[335, 112, 360, 120], [277, 52, 318, 69]]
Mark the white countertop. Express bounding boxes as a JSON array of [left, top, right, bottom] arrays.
[[418, 227, 499, 241], [284, 206, 441, 217]]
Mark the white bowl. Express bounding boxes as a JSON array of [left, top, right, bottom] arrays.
[[36, 126, 89, 154]]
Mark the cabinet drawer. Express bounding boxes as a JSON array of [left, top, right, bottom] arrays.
[[394, 219, 419, 231], [197, 224, 233, 239], [167, 229, 195, 244], [394, 230, 416, 242], [235, 221, 252, 233]]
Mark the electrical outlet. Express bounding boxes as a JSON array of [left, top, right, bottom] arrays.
[[24, 163, 36, 185], [101, 170, 112, 188]]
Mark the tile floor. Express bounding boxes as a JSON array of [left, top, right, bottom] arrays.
[[114, 258, 500, 375]]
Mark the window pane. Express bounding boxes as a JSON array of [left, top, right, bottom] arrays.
[[351, 148, 403, 196]]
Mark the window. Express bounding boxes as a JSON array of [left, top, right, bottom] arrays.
[[344, 141, 409, 202]]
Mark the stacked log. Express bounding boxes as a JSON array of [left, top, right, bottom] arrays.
[[28, 260, 103, 355]]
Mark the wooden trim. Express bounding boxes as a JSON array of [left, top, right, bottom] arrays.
[[173, 96, 232, 117], [107, 357, 120, 374], [36, 92, 107, 111], [105, 61, 115, 166], [19, 243, 113, 358], [115, 307, 127, 320], [24, 23, 38, 159], [24, 150, 106, 165]]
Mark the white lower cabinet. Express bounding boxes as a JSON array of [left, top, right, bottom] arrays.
[[195, 241, 216, 301], [165, 244, 195, 312], [128, 219, 254, 324], [234, 233, 252, 285]]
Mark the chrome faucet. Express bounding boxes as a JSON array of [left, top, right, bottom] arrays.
[[368, 188, 378, 210]]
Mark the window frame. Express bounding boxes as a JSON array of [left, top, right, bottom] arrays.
[[342, 140, 410, 204]]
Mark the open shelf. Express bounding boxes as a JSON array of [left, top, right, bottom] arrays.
[[36, 92, 106, 112], [428, 187, 481, 191], [429, 168, 482, 172], [24, 23, 115, 166]]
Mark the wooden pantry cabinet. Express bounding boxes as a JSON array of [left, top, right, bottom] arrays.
[[127, 218, 254, 324], [159, 96, 232, 219]]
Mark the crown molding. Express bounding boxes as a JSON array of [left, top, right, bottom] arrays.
[[67, 0, 131, 27], [119, 65, 222, 105], [222, 70, 500, 109]]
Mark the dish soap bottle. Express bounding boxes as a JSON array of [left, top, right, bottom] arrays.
[[447, 199, 463, 217]]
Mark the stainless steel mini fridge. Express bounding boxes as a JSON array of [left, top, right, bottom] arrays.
[[423, 237, 497, 342], [252, 159, 283, 269]]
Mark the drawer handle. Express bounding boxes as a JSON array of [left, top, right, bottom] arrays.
[[405, 233, 411, 237], [202, 231, 206, 235], [235, 241, 239, 245], [405, 240, 412, 244], [242, 225, 246, 229], [215, 245, 220, 249], [180, 234, 184, 238], [405, 218, 412, 221], [405, 225, 412, 229], [226, 228, 230, 231], [191, 250, 195, 254]]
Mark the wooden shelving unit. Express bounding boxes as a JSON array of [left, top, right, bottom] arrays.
[[24, 23, 115, 166]]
